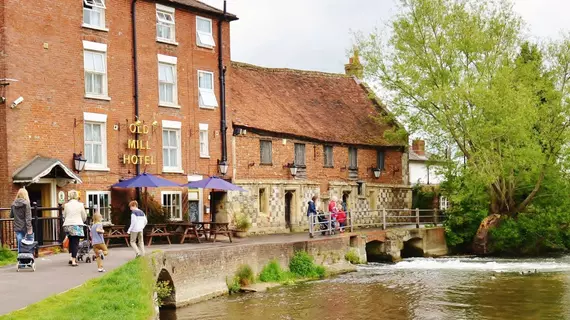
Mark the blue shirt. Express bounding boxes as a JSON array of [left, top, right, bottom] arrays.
[[91, 223, 105, 245]]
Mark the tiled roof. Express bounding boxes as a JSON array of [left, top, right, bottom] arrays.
[[409, 149, 430, 161], [228, 62, 404, 147], [161, 0, 238, 20]]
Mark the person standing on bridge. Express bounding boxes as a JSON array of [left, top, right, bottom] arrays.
[[127, 200, 147, 258], [10, 188, 33, 253], [307, 196, 318, 235], [63, 190, 87, 267]]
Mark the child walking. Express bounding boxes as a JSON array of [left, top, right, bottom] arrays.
[[91, 213, 108, 272], [127, 200, 147, 258]]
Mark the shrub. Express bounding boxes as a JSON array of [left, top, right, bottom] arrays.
[[344, 249, 361, 265], [490, 209, 570, 255], [289, 251, 326, 279], [0, 245, 17, 267], [235, 264, 255, 286], [444, 208, 487, 252], [234, 213, 252, 231], [154, 280, 173, 307], [259, 260, 288, 282], [227, 276, 241, 294]]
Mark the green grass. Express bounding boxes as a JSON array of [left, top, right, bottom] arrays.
[[258, 260, 295, 283], [0, 246, 17, 267], [0, 258, 155, 320], [344, 248, 362, 265], [258, 252, 327, 286]]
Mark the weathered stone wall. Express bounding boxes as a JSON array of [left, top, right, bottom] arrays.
[[149, 236, 357, 307]]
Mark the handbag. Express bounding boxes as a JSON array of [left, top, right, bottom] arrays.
[[63, 236, 69, 249]]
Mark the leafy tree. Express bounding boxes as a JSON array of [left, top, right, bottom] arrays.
[[356, 0, 570, 219]]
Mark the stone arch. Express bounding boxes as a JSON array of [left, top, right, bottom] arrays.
[[365, 240, 391, 262], [401, 237, 424, 258], [156, 268, 176, 308]]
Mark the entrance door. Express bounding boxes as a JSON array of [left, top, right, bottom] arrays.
[[27, 183, 52, 208], [189, 201, 200, 222], [285, 191, 293, 229], [342, 192, 350, 212]]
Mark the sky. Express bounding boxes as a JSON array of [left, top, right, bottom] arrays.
[[201, 0, 570, 74]]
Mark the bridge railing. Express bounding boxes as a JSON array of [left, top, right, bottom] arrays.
[[309, 208, 444, 237]]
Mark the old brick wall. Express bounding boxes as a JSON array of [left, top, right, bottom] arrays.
[[0, 0, 232, 209]]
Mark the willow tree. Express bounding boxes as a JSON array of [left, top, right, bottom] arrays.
[[356, 0, 570, 251]]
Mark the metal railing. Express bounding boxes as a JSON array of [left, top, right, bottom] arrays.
[[0, 203, 97, 250], [308, 208, 445, 238]]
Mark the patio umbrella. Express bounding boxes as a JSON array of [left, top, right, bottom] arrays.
[[112, 173, 180, 188], [181, 176, 247, 192]]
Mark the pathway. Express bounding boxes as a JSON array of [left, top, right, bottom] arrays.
[[0, 232, 317, 316]]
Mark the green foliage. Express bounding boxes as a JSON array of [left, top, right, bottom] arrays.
[[0, 258, 154, 320], [0, 245, 17, 267], [490, 209, 570, 255], [235, 264, 255, 287], [444, 208, 487, 252], [356, 0, 570, 218], [226, 276, 241, 294], [259, 260, 291, 283], [289, 251, 326, 279], [154, 281, 173, 307], [411, 184, 436, 209], [344, 249, 362, 265], [234, 213, 252, 231]]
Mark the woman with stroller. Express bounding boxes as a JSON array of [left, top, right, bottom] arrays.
[[63, 190, 87, 267], [10, 188, 32, 252]]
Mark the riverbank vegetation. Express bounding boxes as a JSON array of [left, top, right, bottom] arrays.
[[0, 258, 155, 320], [0, 246, 17, 267], [356, 0, 570, 256]]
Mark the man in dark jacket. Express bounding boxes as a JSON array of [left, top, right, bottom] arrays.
[[10, 188, 33, 252]]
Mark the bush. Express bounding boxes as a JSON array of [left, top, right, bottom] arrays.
[[0, 245, 17, 267], [289, 251, 326, 279], [344, 249, 361, 265], [154, 281, 173, 307], [444, 208, 487, 252], [234, 213, 252, 231], [490, 209, 570, 255], [235, 264, 254, 286], [227, 276, 241, 294], [259, 260, 290, 282]]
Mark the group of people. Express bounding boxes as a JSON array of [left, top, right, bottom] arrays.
[[9, 188, 148, 272], [307, 195, 347, 233]]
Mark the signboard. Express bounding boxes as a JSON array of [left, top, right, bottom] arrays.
[[58, 191, 66, 204], [122, 122, 156, 165]]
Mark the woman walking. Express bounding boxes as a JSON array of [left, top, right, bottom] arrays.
[[63, 190, 87, 266], [10, 188, 32, 252]]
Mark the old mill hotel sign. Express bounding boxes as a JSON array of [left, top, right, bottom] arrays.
[[122, 122, 156, 165]]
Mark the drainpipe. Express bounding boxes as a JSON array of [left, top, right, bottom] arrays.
[[218, 1, 228, 174], [132, 0, 141, 200]]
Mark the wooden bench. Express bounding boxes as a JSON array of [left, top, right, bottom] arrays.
[[145, 224, 172, 246], [172, 223, 202, 244], [104, 225, 129, 247]]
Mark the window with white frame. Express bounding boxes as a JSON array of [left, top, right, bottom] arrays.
[[83, 41, 108, 98], [440, 196, 449, 211], [156, 4, 175, 43], [83, 112, 108, 170], [86, 191, 111, 222], [199, 123, 209, 158], [157, 54, 177, 106], [198, 70, 218, 108], [196, 16, 215, 48], [162, 191, 182, 220], [162, 120, 182, 172], [83, 0, 106, 29]]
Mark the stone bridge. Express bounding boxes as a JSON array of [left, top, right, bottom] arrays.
[[148, 227, 447, 309]]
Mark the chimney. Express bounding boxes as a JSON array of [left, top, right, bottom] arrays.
[[412, 140, 425, 156], [345, 49, 363, 79]]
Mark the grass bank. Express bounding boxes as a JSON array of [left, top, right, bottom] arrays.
[[0, 246, 17, 267], [0, 258, 155, 320]]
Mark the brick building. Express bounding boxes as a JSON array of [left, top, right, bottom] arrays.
[[225, 56, 412, 234], [0, 0, 237, 223]]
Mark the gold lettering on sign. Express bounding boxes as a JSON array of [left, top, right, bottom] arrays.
[[123, 121, 155, 165]]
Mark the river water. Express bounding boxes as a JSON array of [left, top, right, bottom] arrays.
[[161, 256, 570, 320]]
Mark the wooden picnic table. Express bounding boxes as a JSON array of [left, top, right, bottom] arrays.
[[145, 224, 172, 246], [193, 222, 233, 243], [171, 222, 202, 244], [103, 225, 129, 247]]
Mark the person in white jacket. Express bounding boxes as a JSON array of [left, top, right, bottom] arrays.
[[127, 200, 148, 258], [63, 190, 87, 266]]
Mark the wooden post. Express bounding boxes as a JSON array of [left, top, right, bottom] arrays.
[[382, 208, 386, 230], [415, 208, 420, 229]]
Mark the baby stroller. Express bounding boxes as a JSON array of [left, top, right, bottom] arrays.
[[316, 210, 336, 236], [17, 235, 37, 272], [76, 225, 94, 263]]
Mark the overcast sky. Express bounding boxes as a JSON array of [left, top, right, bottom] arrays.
[[201, 0, 570, 74]]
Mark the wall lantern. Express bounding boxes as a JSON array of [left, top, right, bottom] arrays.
[[371, 167, 381, 179], [218, 159, 229, 176], [73, 153, 87, 173], [284, 163, 298, 177]]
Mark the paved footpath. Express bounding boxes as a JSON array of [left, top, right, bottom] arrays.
[[0, 232, 319, 316]]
